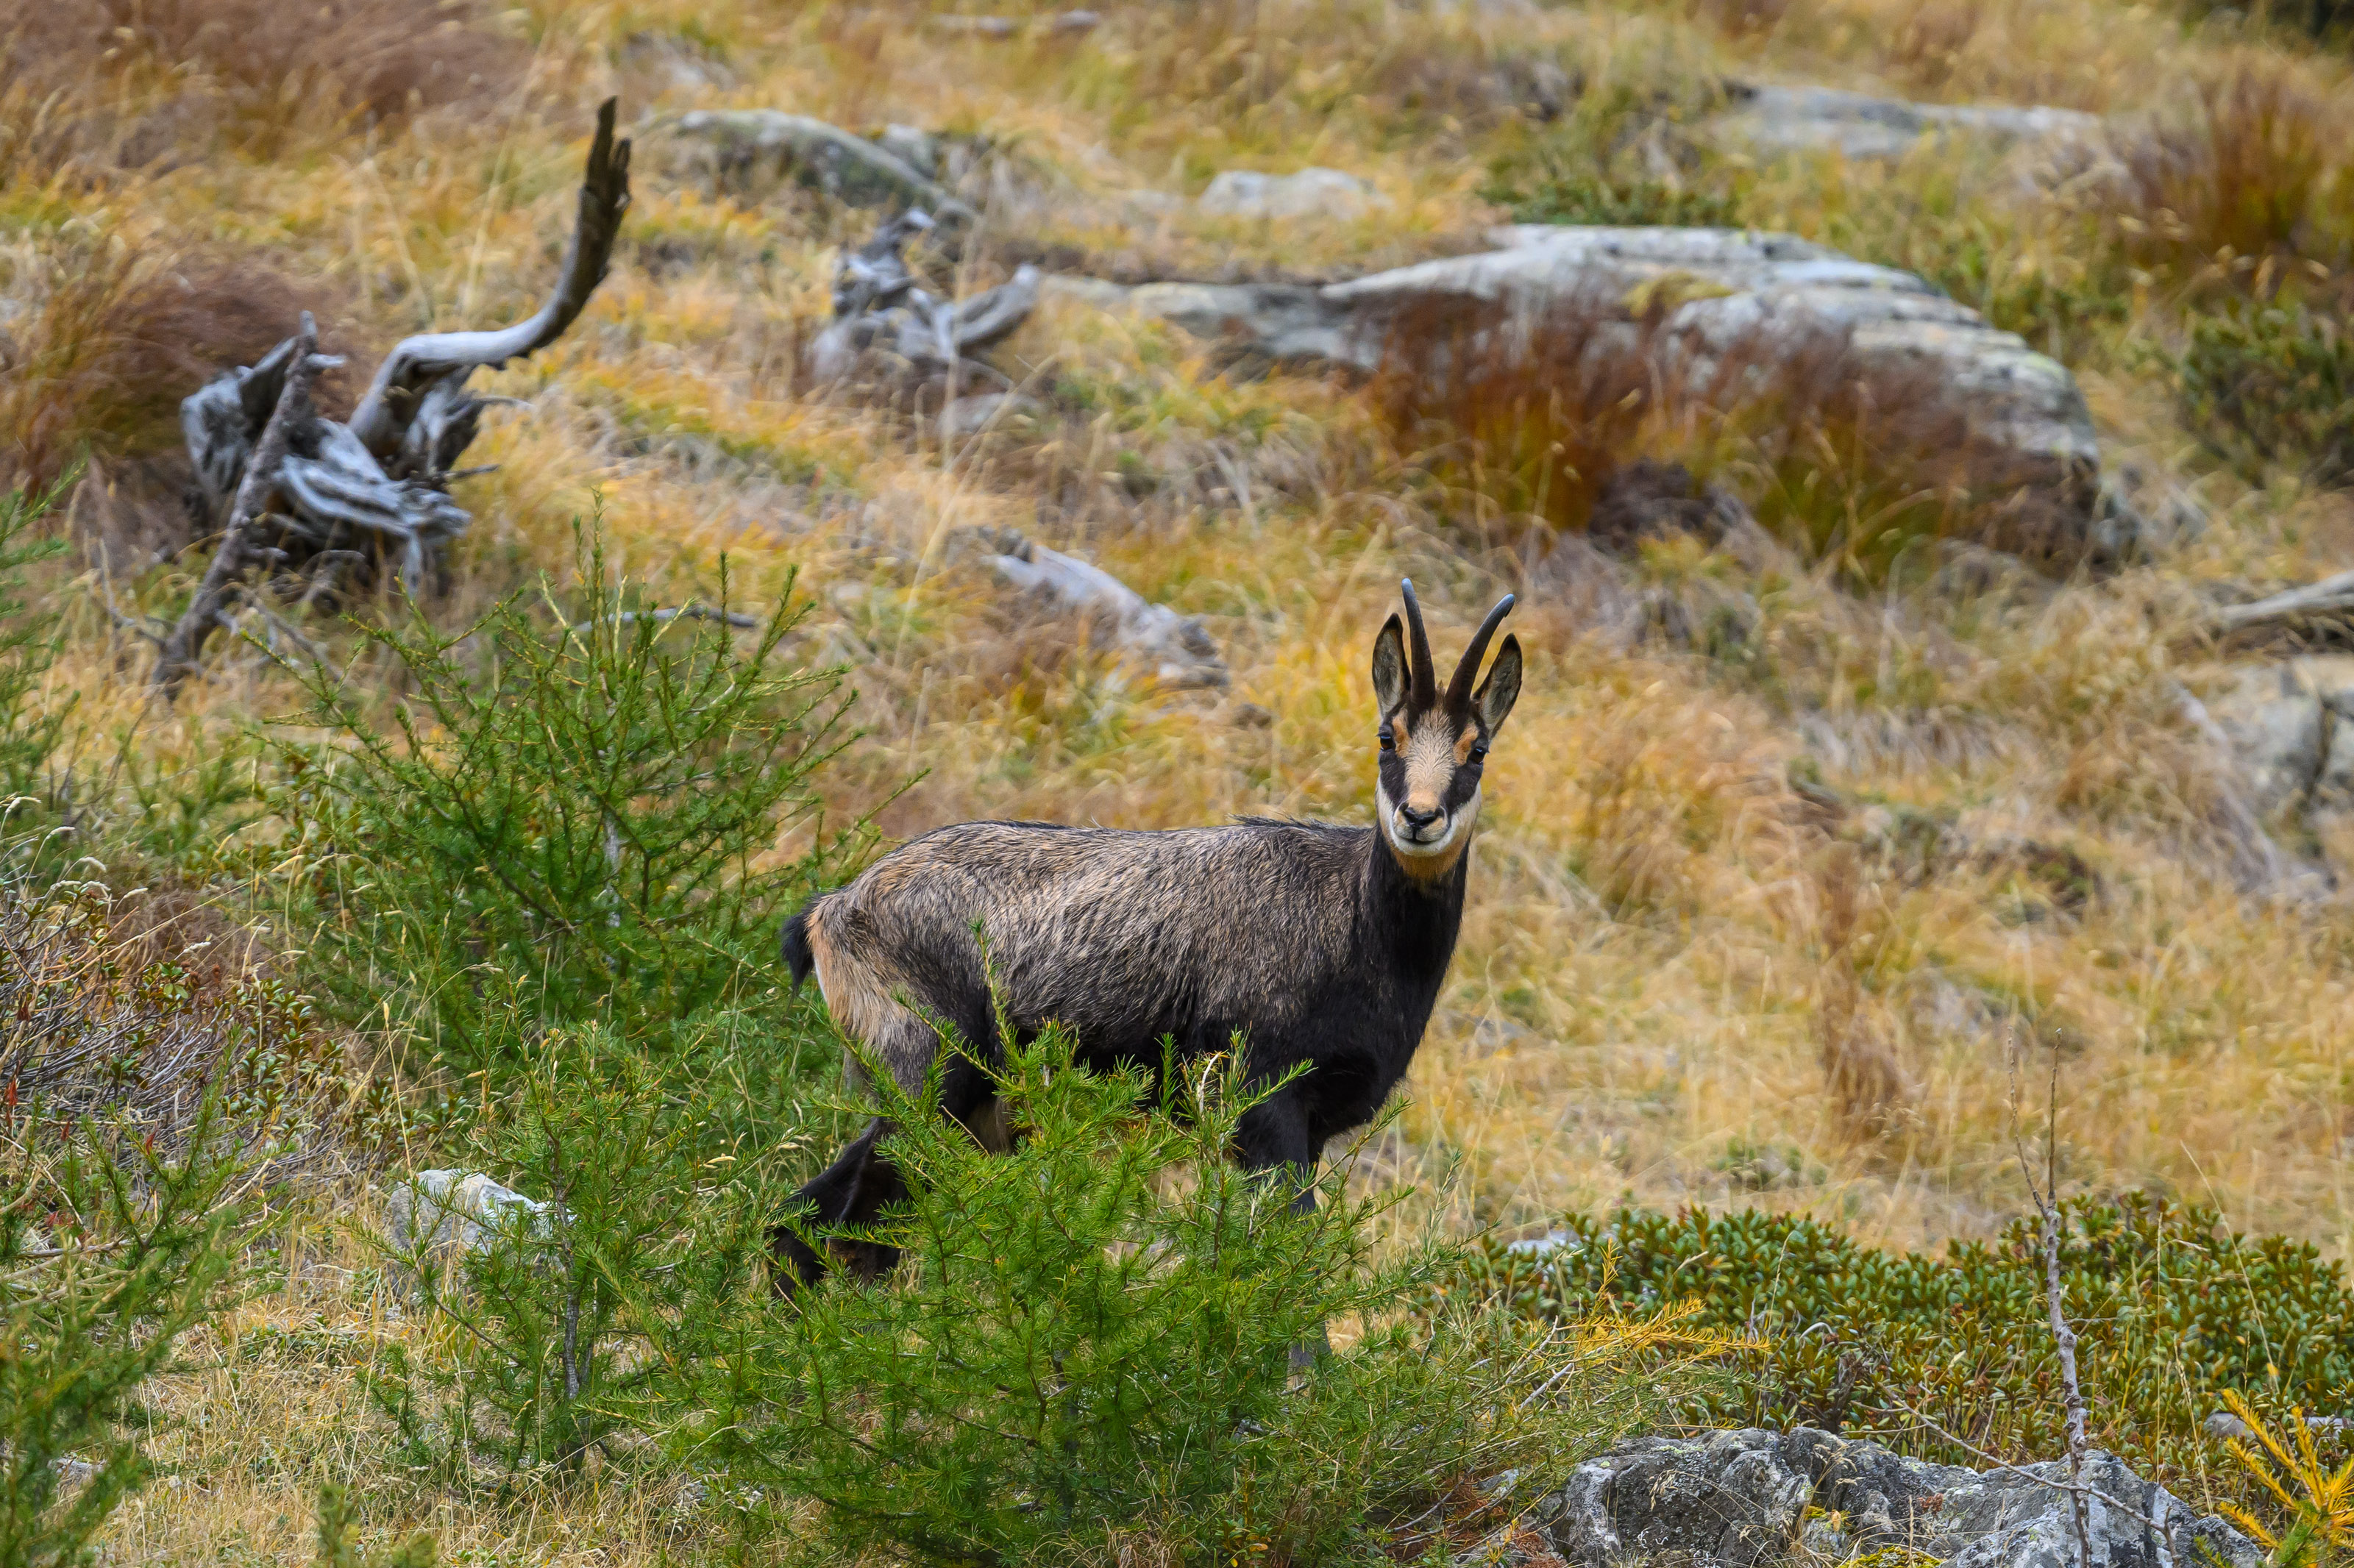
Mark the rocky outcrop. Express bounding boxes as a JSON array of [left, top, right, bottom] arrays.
[[675, 110, 976, 223], [1052, 225, 2102, 550], [1709, 83, 2102, 162], [2201, 658, 2354, 820], [1532, 1427, 2261, 1568]]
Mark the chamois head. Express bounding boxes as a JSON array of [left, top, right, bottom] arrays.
[[1369, 580, 1521, 878]]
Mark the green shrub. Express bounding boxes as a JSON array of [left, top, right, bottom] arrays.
[[314, 1482, 434, 1568], [1482, 166, 1743, 229], [2175, 302, 2354, 489], [1480, 74, 1743, 232], [370, 1024, 783, 1489], [1, 1095, 255, 1567], [674, 1024, 1704, 1566], [0, 477, 73, 821], [272, 524, 855, 1082], [1455, 1194, 2354, 1481]]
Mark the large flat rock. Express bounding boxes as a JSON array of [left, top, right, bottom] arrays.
[[1710, 83, 2104, 162]]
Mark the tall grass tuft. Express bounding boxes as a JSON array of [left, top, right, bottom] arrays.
[[1811, 842, 1910, 1138], [1, 0, 525, 175], [1371, 291, 2024, 577], [2121, 54, 2343, 271], [0, 241, 346, 526]]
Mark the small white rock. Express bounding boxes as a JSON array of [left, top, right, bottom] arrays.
[[1198, 168, 1390, 222]]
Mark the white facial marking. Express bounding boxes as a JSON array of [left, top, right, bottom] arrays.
[[1377, 783, 1480, 859]]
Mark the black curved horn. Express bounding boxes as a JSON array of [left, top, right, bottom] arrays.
[[1400, 579, 1437, 705], [1446, 594, 1516, 710]]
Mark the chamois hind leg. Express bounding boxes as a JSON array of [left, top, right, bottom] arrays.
[[772, 1019, 1004, 1294], [1234, 1088, 1334, 1371], [772, 1118, 890, 1292]]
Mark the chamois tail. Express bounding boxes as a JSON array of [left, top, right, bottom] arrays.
[[780, 902, 818, 990]]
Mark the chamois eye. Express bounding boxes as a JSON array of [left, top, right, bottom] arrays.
[[1378, 725, 1395, 751], [1469, 742, 1489, 765]]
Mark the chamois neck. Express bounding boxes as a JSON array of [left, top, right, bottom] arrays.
[[1362, 824, 1470, 983]]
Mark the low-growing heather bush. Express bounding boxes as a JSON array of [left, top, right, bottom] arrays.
[[2175, 300, 2354, 488], [1482, 165, 1743, 229], [1454, 1195, 2354, 1482], [271, 525, 856, 1084], [670, 1025, 1718, 1565]]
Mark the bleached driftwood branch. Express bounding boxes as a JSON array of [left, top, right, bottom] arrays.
[[346, 98, 633, 461], [964, 526, 1228, 690], [808, 209, 1040, 382], [154, 313, 334, 699], [177, 99, 631, 604], [2211, 570, 2354, 635]]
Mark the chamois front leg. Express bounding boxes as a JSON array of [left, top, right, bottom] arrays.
[[1235, 1089, 1320, 1216], [1234, 1087, 1332, 1372]]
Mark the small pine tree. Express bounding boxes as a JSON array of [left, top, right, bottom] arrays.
[[0, 477, 74, 820], [313, 1482, 435, 1568], [674, 1023, 1693, 1565], [0, 1094, 252, 1567], [274, 521, 855, 1083], [370, 1025, 779, 1486]]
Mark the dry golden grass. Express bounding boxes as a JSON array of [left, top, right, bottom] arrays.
[[4, 0, 2354, 1555]]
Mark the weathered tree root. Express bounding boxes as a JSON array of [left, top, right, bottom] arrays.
[[168, 99, 631, 693]]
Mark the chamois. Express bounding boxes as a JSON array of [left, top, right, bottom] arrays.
[[772, 580, 1521, 1289]]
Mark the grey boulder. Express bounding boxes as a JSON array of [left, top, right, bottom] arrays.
[[1539, 1427, 2262, 1568], [675, 110, 975, 223], [1710, 82, 2103, 163], [383, 1169, 550, 1266], [2201, 657, 2354, 821], [1551, 1429, 1814, 1567]]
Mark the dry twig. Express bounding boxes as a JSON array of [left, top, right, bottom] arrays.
[[2010, 1030, 2093, 1567], [152, 313, 333, 699]]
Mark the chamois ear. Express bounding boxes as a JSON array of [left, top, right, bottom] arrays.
[[1371, 613, 1409, 715], [1473, 634, 1522, 733]]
